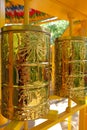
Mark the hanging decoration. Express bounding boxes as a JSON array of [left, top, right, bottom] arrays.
[[5, 1, 53, 24]]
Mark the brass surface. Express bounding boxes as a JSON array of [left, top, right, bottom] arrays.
[[54, 37, 87, 103], [1, 25, 50, 120]]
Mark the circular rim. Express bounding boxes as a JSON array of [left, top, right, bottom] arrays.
[[57, 36, 87, 41], [1, 25, 50, 35]]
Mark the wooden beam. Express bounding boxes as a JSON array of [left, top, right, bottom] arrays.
[[9, 0, 87, 20], [31, 103, 87, 130], [4, 121, 24, 130]]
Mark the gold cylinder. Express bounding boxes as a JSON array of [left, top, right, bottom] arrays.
[[1, 25, 50, 120], [54, 36, 87, 103]]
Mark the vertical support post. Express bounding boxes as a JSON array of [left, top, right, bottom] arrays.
[[24, 121, 29, 130], [51, 45, 55, 95], [0, 0, 8, 127], [79, 97, 87, 130], [0, 0, 5, 110], [8, 32, 14, 118], [0, 0, 5, 28], [24, 0, 30, 24], [68, 13, 73, 37], [0, 29, 1, 111], [79, 20, 87, 130], [66, 13, 74, 130], [67, 98, 72, 130], [23, 0, 30, 129], [80, 20, 87, 36], [79, 109, 85, 130]]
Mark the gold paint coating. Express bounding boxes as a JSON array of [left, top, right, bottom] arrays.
[[1, 25, 50, 120]]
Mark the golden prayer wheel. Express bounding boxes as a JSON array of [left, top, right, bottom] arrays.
[[54, 36, 87, 103], [1, 25, 50, 120]]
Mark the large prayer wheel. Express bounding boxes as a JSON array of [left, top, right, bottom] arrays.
[[1, 25, 50, 120], [54, 37, 87, 102]]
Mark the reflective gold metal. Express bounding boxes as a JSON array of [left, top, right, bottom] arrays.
[[54, 36, 87, 103], [1, 25, 50, 120]]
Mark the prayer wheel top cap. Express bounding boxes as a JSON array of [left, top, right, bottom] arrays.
[[57, 36, 87, 41], [1, 25, 50, 35]]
